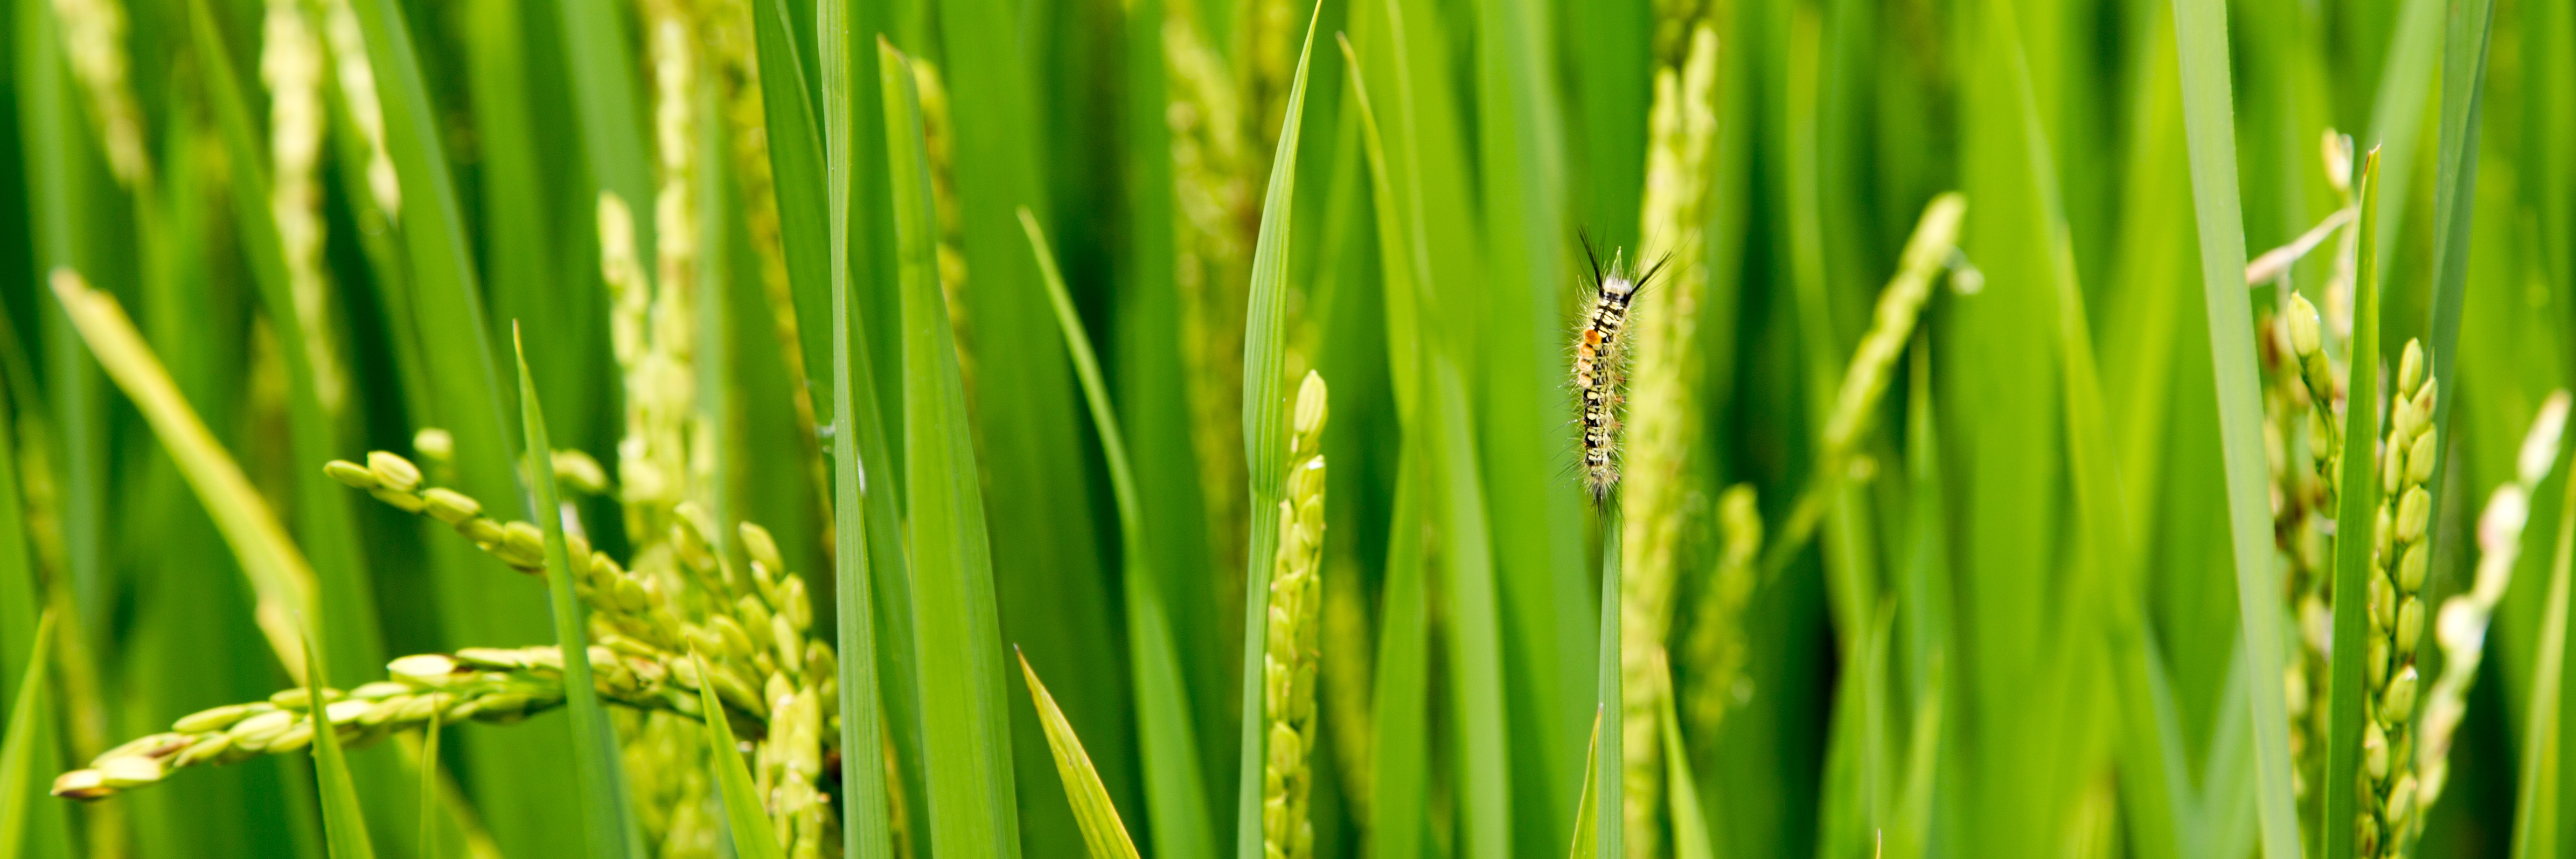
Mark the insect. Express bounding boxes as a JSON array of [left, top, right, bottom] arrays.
[[1572, 237, 1668, 505]]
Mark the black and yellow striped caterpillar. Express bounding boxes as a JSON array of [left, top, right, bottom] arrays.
[[1573, 239, 1667, 505]]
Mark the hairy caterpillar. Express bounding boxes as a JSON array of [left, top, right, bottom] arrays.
[[1574, 239, 1667, 505]]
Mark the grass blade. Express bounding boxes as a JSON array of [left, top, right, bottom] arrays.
[[1342, 26, 1439, 859], [1429, 358, 1517, 859], [1470, 0, 1588, 839], [0, 611, 53, 856], [2322, 151, 2385, 859], [2415, 0, 2497, 640], [822, 2, 901, 856], [2048, 117, 2185, 859], [2168, 0, 2307, 851], [1015, 652, 1146, 859], [304, 629, 374, 859], [690, 652, 788, 859], [1234, 6, 1326, 858], [932, 0, 1127, 832], [1595, 515, 1623, 859], [1023, 209, 1215, 858], [750, 0, 834, 426], [1367, 457, 1431, 859], [512, 328, 642, 859], [880, 36, 1021, 858]]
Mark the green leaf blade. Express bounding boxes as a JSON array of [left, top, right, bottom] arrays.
[[1233, 6, 1327, 858], [2167, 0, 2308, 853], [0, 612, 56, 856], [692, 652, 789, 859], [1015, 652, 1147, 859], [879, 37, 1020, 859], [1023, 209, 1215, 859], [512, 328, 643, 859], [2322, 152, 2386, 859]]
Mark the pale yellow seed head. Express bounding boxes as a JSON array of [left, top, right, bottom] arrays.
[[367, 451, 423, 492], [553, 450, 609, 494], [420, 488, 482, 525], [2398, 340, 2425, 396], [323, 459, 379, 489], [740, 523, 785, 573], [53, 767, 114, 799], [1292, 371, 1328, 451], [413, 427, 454, 461], [2398, 487, 2431, 544], [2286, 293, 2323, 358], [173, 703, 264, 734], [388, 654, 460, 683], [2322, 128, 2354, 194], [2363, 719, 2389, 779]]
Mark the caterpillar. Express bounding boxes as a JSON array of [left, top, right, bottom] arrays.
[[1574, 239, 1667, 505]]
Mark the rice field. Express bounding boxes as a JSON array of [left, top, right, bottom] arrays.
[[0, 0, 2568, 856]]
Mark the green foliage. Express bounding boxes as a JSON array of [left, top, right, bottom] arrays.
[[6, 0, 2564, 857]]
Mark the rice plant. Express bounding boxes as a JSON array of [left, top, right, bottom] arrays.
[[4, 0, 2574, 856]]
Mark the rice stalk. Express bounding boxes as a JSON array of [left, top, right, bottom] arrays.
[[107, 448, 849, 857], [1760, 195, 1965, 572], [51, 645, 720, 800], [313, 0, 400, 218], [1680, 484, 1760, 745], [1613, 21, 1717, 859], [2251, 133, 2360, 803], [683, 0, 834, 532], [2361, 339, 2438, 857], [1263, 371, 1329, 859], [260, 0, 347, 413], [2258, 301, 2329, 803], [48, 0, 149, 189]]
